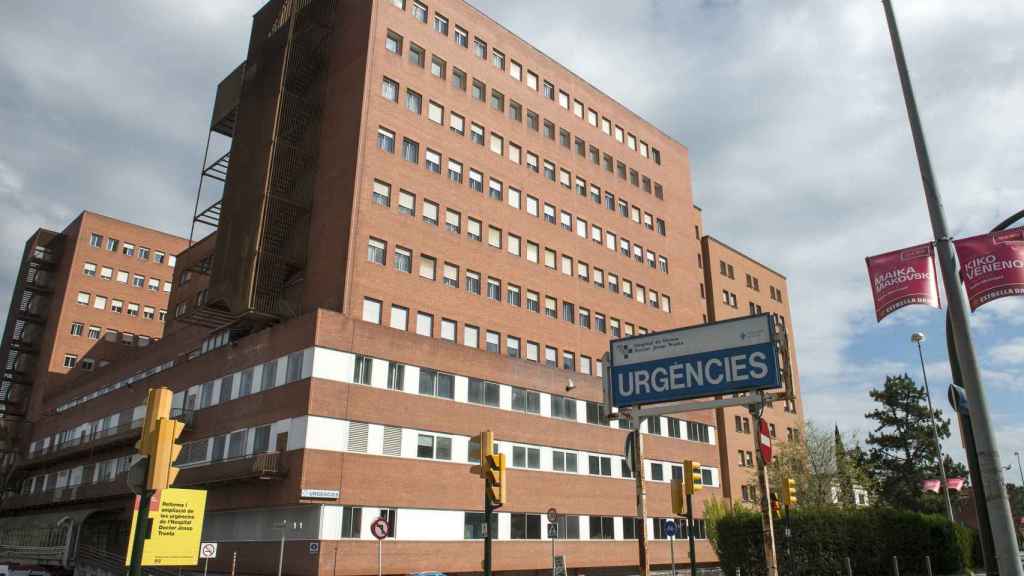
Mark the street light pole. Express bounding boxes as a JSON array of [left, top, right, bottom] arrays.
[[882, 2, 1022, 573], [912, 332, 954, 523], [1016, 451, 1024, 488]]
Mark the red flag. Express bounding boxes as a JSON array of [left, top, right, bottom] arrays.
[[921, 479, 941, 493], [946, 477, 966, 491], [866, 243, 941, 321], [954, 228, 1024, 311]]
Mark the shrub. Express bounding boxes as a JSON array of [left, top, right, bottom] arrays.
[[712, 506, 972, 575]]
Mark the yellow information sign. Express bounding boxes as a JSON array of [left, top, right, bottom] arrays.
[[126, 488, 207, 566]]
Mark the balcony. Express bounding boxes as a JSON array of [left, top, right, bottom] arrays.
[[3, 475, 131, 511], [24, 410, 194, 466], [178, 452, 289, 486]]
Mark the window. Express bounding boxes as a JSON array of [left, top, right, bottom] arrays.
[[419, 255, 436, 280], [93, 295, 106, 310], [468, 169, 483, 193], [510, 60, 522, 80], [100, 266, 113, 280], [687, 421, 711, 443], [106, 238, 119, 252], [402, 138, 419, 163], [543, 120, 555, 141], [409, 43, 425, 67], [545, 346, 557, 367], [412, 0, 427, 22], [385, 30, 403, 55], [377, 127, 395, 153], [399, 190, 415, 216], [447, 159, 463, 184], [416, 312, 433, 336], [472, 79, 486, 102], [511, 386, 540, 413], [381, 76, 399, 102], [367, 237, 386, 265], [588, 455, 612, 476], [526, 152, 538, 173], [452, 67, 466, 91], [544, 249, 556, 269], [465, 270, 481, 294], [506, 283, 521, 306], [429, 55, 446, 79], [390, 305, 408, 331], [552, 450, 578, 473], [362, 298, 382, 324], [510, 514, 542, 540], [454, 26, 468, 47], [418, 368, 454, 399], [486, 277, 501, 300], [417, 434, 452, 460], [87, 325, 101, 339], [443, 263, 459, 288], [394, 246, 412, 273], [526, 290, 539, 312], [470, 123, 484, 146], [526, 111, 539, 132], [433, 13, 448, 34], [126, 302, 139, 317], [387, 362, 405, 391], [147, 277, 159, 291], [512, 446, 540, 469], [490, 90, 504, 113], [90, 233, 103, 247], [423, 200, 438, 225], [450, 323, 470, 350], [467, 218, 482, 241], [542, 80, 555, 100], [468, 378, 500, 407], [551, 395, 577, 420], [506, 335, 520, 358], [562, 300, 574, 323], [526, 70, 538, 90], [590, 516, 615, 539], [122, 243, 135, 257], [543, 204, 556, 225], [562, 351, 575, 371], [473, 37, 487, 59], [444, 209, 461, 234], [463, 324, 479, 348], [63, 354, 77, 368], [82, 262, 97, 277], [509, 101, 522, 124]]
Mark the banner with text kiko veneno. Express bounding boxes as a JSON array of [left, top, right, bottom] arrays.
[[954, 228, 1024, 312], [608, 314, 779, 408], [865, 242, 941, 322]]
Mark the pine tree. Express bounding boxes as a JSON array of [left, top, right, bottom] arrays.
[[865, 374, 953, 513]]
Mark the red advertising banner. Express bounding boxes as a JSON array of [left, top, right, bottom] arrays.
[[866, 242, 941, 322], [954, 227, 1024, 312]]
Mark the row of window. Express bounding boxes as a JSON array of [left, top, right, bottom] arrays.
[[717, 259, 785, 304], [370, 178, 673, 304], [379, 70, 668, 235], [87, 232, 176, 267], [82, 261, 171, 292], [387, 0, 666, 169], [375, 104, 669, 245], [344, 504, 706, 541], [74, 291, 165, 321], [363, 293, 655, 377]]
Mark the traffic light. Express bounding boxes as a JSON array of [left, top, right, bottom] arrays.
[[135, 388, 172, 454], [683, 460, 702, 495], [135, 387, 186, 490], [486, 452, 507, 506], [476, 430, 494, 478], [671, 478, 685, 515], [771, 492, 782, 519], [147, 418, 185, 490], [784, 477, 797, 507]]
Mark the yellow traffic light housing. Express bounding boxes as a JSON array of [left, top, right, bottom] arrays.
[[147, 418, 186, 490], [684, 460, 702, 495], [477, 430, 494, 478], [135, 388, 173, 455], [671, 478, 685, 515], [486, 452, 507, 506], [785, 477, 798, 507]]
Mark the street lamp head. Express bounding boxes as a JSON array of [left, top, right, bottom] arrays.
[[911, 332, 926, 344]]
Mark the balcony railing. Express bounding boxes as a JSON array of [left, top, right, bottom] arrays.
[[26, 410, 194, 462]]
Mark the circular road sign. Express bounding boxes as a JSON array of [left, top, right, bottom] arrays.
[[664, 520, 677, 538], [371, 517, 390, 540], [758, 419, 772, 463], [199, 542, 218, 559], [546, 508, 558, 523]]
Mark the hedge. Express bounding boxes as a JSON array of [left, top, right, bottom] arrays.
[[713, 506, 973, 575]]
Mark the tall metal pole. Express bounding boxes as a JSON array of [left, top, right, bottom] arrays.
[[751, 400, 779, 576], [913, 334, 955, 522], [686, 494, 696, 576], [633, 416, 651, 576], [128, 490, 153, 576], [484, 482, 493, 576], [1016, 452, 1023, 488], [881, 2, 1023, 573], [276, 520, 286, 576], [669, 530, 676, 576]]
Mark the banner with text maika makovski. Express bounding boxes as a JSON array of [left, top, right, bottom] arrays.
[[954, 227, 1024, 312], [866, 242, 941, 322]]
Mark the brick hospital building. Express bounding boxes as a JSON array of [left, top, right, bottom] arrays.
[[0, 0, 801, 574]]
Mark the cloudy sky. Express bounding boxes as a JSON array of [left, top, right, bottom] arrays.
[[1, 1, 1021, 472]]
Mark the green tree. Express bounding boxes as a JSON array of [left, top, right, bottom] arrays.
[[864, 374, 954, 513]]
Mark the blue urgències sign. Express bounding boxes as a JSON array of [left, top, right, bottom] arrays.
[[608, 315, 780, 407]]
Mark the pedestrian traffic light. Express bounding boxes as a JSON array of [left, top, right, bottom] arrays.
[[683, 460, 702, 495], [671, 478, 685, 515], [785, 477, 797, 507], [486, 452, 507, 506]]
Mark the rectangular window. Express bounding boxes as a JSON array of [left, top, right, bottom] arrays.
[[402, 138, 419, 163], [378, 127, 395, 153], [588, 455, 612, 476], [486, 277, 501, 300], [472, 79, 486, 102], [452, 67, 466, 91], [485, 331, 499, 353], [506, 283, 521, 306], [422, 200, 439, 225], [430, 55, 446, 79], [409, 43, 425, 67], [393, 246, 412, 273], [390, 305, 408, 331], [510, 514, 542, 540], [465, 270, 481, 294], [468, 378, 500, 407], [463, 324, 479, 348], [510, 60, 522, 80], [419, 254, 436, 280], [381, 76, 398, 102], [470, 123, 484, 145], [416, 312, 433, 336], [491, 49, 505, 70], [473, 37, 487, 59], [447, 159, 463, 184], [445, 209, 461, 233], [526, 290, 540, 313], [385, 30, 403, 55], [550, 395, 577, 420], [412, 0, 427, 22], [433, 13, 448, 34], [362, 298, 382, 324], [454, 26, 468, 47], [506, 336, 520, 358], [418, 368, 454, 399], [467, 218, 482, 241], [443, 263, 459, 288], [489, 133, 503, 156], [511, 386, 540, 413]]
